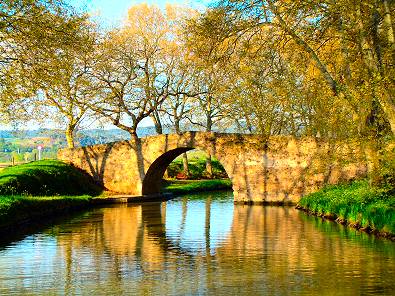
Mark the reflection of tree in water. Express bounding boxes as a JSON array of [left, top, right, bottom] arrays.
[[213, 206, 395, 294], [55, 204, 193, 276], [51, 198, 221, 293], [52, 199, 394, 295]]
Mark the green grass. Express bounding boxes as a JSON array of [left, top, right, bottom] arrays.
[[0, 160, 103, 231], [163, 179, 232, 195], [0, 195, 92, 230], [0, 160, 102, 196], [298, 180, 395, 235], [167, 156, 228, 179]]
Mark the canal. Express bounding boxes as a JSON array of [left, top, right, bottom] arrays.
[[0, 191, 394, 295]]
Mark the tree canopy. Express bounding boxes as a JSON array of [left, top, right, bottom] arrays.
[[0, 0, 394, 150]]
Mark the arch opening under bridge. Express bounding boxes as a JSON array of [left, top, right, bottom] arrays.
[[142, 147, 232, 195]]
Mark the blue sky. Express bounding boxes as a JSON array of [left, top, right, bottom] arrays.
[[67, 0, 210, 27]]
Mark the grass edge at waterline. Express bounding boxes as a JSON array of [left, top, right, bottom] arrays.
[[0, 195, 92, 232], [296, 180, 394, 240], [0, 179, 233, 233]]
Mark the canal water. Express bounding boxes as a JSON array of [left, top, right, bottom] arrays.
[[0, 191, 394, 295]]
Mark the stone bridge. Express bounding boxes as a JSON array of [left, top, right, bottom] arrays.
[[58, 132, 369, 203]]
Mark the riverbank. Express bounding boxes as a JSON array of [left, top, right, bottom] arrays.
[[0, 160, 233, 232], [0, 160, 101, 232], [0, 195, 92, 232], [296, 180, 394, 240], [0, 179, 232, 232]]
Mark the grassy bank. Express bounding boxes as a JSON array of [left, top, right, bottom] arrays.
[[0, 160, 102, 196], [0, 160, 102, 232], [163, 179, 232, 195], [0, 160, 232, 232], [297, 180, 394, 239], [0, 195, 92, 231]]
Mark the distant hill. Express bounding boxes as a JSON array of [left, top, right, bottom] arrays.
[[0, 125, 175, 151], [0, 126, 167, 162], [0, 126, 172, 142], [0, 125, 241, 163]]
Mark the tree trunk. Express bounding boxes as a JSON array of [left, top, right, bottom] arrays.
[[175, 118, 187, 177], [206, 153, 213, 179], [182, 152, 190, 177], [206, 111, 213, 179], [129, 131, 145, 183], [372, 7, 383, 73], [356, 4, 395, 135], [65, 125, 75, 149], [383, 0, 395, 47], [338, 16, 351, 80], [366, 139, 383, 186], [150, 111, 163, 134], [378, 94, 395, 134]]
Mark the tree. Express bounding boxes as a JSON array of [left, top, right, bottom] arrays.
[[39, 31, 97, 148], [164, 74, 196, 176], [0, 0, 89, 125], [188, 0, 395, 137], [185, 63, 230, 178], [90, 4, 180, 139]]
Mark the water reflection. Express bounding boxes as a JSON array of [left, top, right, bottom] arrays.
[[0, 191, 394, 295]]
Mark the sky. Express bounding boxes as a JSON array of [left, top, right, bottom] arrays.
[[67, 0, 210, 28]]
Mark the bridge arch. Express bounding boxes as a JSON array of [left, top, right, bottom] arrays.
[[142, 147, 232, 195], [142, 148, 192, 195]]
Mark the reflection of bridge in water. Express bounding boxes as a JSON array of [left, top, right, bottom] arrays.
[[53, 195, 393, 295]]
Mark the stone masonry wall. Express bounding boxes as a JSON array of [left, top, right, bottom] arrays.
[[58, 132, 369, 203]]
